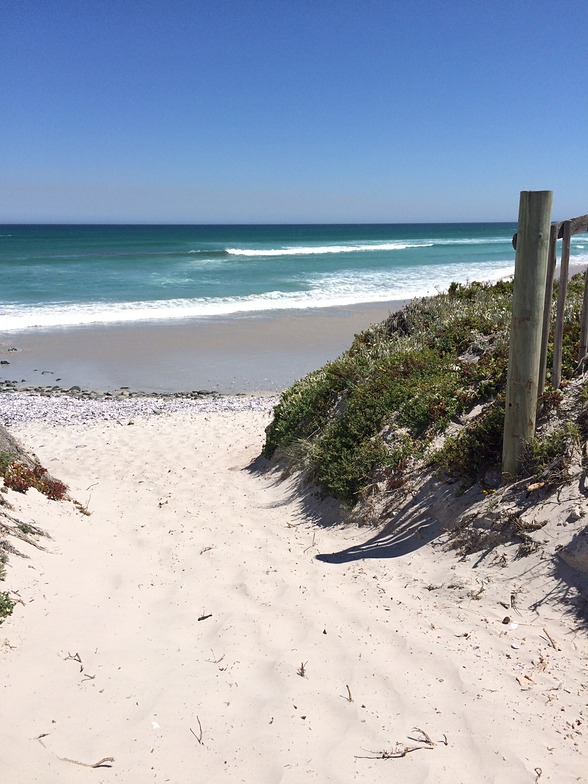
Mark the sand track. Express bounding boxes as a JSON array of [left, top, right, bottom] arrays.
[[1, 408, 586, 782]]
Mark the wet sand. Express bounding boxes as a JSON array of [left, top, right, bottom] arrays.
[[0, 302, 406, 394]]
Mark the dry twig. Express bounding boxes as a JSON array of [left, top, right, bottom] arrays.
[[510, 592, 522, 615], [190, 716, 204, 745], [58, 756, 114, 768], [409, 727, 434, 746], [303, 532, 316, 553], [355, 744, 433, 760], [36, 737, 114, 769], [355, 727, 435, 759], [64, 652, 83, 672], [542, 628, 561, 651]]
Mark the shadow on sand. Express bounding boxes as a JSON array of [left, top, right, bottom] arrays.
[[248, 453, 588, 624], [247, 454, 479, 564], [314, 474, 459, 564]]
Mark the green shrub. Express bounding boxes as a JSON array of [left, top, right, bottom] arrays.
[[264, 276, 584, 505], [263, 366, 347, 458], [0, 591, 15, 623], [521, 424, 581, 477], [0, 452, 14, 473], [433, 400, 505, 486]]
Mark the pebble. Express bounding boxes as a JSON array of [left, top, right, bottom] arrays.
[[0, 389, 280, 428]]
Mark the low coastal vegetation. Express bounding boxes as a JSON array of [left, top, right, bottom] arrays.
[[0, 438, 71, 624], [0, 448, 68, 623], [0, 590, 15, 624], [0, 452, 68, 501], [0, 552, 13, 624], [264, 276, 587, 508]]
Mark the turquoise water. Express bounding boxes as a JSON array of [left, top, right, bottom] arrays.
[[2, 222, 582, 332]]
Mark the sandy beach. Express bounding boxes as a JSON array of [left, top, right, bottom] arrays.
[[0, 392, 586, 783], [0, 302, 406, 395]]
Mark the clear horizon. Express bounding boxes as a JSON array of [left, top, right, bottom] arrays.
[[0, 219, 519, 226], [2, 1, 587, 225]]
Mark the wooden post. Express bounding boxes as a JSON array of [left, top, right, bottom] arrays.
[[502, 191, 553, 479], [552, 221, 571, 388], [538, 224, 558, 394], [579, 268, 588, 369]]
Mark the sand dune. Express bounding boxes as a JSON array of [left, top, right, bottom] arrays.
[[1, 407, 586, 783]]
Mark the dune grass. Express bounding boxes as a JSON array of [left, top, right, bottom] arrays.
[[264, 276, 586, 505]]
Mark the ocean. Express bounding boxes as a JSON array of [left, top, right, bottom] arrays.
[[1, 223, 587, 333]]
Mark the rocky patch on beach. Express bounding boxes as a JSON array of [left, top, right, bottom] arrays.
[[0, 388, 278, 427], [0, 376, 222, 399]]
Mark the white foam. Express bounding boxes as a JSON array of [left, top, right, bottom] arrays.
[[0, 261, 516, 332], [225, 242, 433, 257], [428, 237, 512, 246]]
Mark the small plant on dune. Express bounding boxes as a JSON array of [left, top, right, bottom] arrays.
[[39, 475, 68, 501], [1, 459, 68, 501], [3, 462, 36, 494], [73, 499, 92, 516], [520, 424, 581, 481], [0, 591, 15, 623], [0, 452, 14, 473], [538, 387, 564, 416]]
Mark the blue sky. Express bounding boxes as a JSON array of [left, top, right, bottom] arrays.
[[2, 0, 587, 223]]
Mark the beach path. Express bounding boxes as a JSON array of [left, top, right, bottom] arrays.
[[1, 408, 585, 783]]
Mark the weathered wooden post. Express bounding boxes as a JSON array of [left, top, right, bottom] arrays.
[[537, 223, 559, 394], [579, 270, 588, 370], [502, 190, 553, 479], [552, 220, 572, 388]]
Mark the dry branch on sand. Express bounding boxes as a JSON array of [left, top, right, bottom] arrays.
[[354, 727, 436, 759]]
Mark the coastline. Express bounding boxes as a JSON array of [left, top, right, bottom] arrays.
[[0, 301, 406, 396], [2, 262, 585, 398]]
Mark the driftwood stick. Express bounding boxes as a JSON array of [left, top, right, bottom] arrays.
[[355, 727, 435, 759], [355, 744, 433, 759], [36, 734, 114, 768], [58, 756, 114, 768]]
